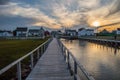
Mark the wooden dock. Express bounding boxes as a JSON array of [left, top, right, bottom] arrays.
[[78, 37, 120, 48], [26, 38, 73, 80]]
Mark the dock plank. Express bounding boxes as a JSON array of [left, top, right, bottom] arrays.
[[26, 38, 73, 80]]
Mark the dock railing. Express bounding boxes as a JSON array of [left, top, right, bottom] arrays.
[[58, 39, 95, 80], [0, 38, 52, 80]]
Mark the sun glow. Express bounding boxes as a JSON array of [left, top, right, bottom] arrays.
[[92, 21, 100, 27]]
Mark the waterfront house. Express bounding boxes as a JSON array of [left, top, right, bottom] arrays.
[[15, 27, 28, 37], [99, 29, 110, 34], [98, 29, 111, 36], [78, 28, 94, 37], [39, 27, 45, 38], [44, 31, 50, 37], [0, 30, 13, 37], [117, 28, 120, 35], [65, 29, 77, 36], [28, 27, 45, 38], [28, 29, 41, 37]]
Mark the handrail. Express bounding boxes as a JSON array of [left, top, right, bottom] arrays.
[[0, 38, 52, 80], [57, 39, 95, 80]]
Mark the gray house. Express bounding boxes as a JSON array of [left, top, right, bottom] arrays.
[[28, 29, 40, 37], [28, 27, 45, 38], [15, 27, 28, 37], [65, 29, 77, 36], [0, 30, 13, 37]]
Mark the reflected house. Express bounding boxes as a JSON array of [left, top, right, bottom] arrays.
[[117, 28, 120, 35], [78, 28, 94, 37], [0, 30, 13, 37], [28, 27, 45, 38], [15, 27, 28, 37], [65, 29, 77, 36]]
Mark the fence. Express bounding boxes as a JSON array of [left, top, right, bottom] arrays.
[[58, 39, 95, 80], [0, 38, 52, 80]]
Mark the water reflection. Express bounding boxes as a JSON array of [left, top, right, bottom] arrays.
[[61, 39, 120, 80]]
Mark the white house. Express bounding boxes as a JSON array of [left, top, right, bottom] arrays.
[[28, 27, 45, 38], [15, 27, 28, 37], [117, 28, 120, 35], [78, 28, 94, 37], [0, 30, 13, 37]]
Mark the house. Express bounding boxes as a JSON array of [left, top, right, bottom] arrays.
[[44, 31, 50, 37], [15, 27, 28, 37], [78, 28, 94, 37], [28, 27, 45, 38], [28, 29, 41, 37], [51, 31, 58, 37], [99, 29, 110, 34], [0, 30, 13, 37], [117, 28, 120, 35], [65, 29, 77, 36], [39, 27, 45, 38]]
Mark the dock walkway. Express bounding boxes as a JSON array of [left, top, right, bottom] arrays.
[[26, 38, 73, 80]]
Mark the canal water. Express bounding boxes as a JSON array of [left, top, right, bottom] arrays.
[[61, 39, 120, 80]]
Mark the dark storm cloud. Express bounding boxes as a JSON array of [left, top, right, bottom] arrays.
[[0, 15, 37, 28], [0, 0, 10, 5]]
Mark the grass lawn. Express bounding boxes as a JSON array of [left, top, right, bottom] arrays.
[[0, 38, 49, 69]]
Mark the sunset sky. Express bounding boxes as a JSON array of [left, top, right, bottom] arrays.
[[0, 0, 120, 30]]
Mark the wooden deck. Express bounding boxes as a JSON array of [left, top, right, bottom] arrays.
[[26, 38, 73, 80]]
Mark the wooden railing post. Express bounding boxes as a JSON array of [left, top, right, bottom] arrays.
[[41, 46, 43, 55], [65, 49, 67, 62], [37, 48, 40, 60], [45, 42, 47, 49], [30, 53, 34, 70], [74, 61, 77, 80], [43, 44, 45, 52], [17, 62, 22, 80], [44, 44, 46, 51], [67, 51, 70, 69], [63, 47, 66, 60]]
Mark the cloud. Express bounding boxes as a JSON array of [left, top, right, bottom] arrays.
[[0, 0, 10, 5], [107, 0, 120, 16], [0, 15, 37, 30], [86, 0, 120, 26], [0, 2, 61, 29], [0, 0, 120, 30]]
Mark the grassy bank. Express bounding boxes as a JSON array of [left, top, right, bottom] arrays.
[[0, 38, 49, 69]]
